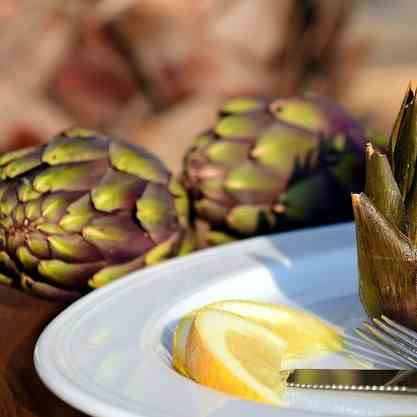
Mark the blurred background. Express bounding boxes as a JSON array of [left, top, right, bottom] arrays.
[[0, 0, 415, 174]]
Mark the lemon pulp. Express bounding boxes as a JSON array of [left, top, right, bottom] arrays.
[[226, 330, 286, 390], [185, 309, 288, 404]]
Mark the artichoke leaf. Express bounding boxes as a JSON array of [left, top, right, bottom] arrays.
[[37, 223, 66, 235], [83, 214, 155, 261], [270, 99, 326, 132], [364, 144, 405, 232], [388, 83, 413, 168], [7, 232, 24, 254], [136, 184, 178, 243], [2, 149, 42, 179], [27, 233, 50, 258], [66, 194, 94, 214], [174, 195, 189, 228], [195, 199, 229, 224], [17, 179, 41, 202], [92, 169, 146, 213], [38, 260, 105, 288], [178, 229, 196, 256], [59, 212, 95, 232], [60, 195, 97, 232], [0, 273, 12, 286], [0, 188, 17, 216], [48, 234, 103, 262], [43, 135, 109, 165], [192, 133, 215, 149], [0, 250, 19, 275], [406, 177, 417, 245], [0, 147, 37, 167], [109, 142, 169, 184], [0, 216, 13, 229], [221, 98, 265, 114], [279, 173, 335, 222], [21, 273, 81, 302], [41, 192, 83, 222], [33, 160, 108, 193], [13, 204, 25, 226], [25, 198, 41, 220], [0, 183, 10, 201], [16, 246, 39, 270], [206, 142, 249, 165], [226, 205, 275, 235], [392, 87, 417, 197], [168, 177, 187, 197], [0, 228, 6, 248], [206, 231, 235, 246], [225, 163, 278, 192], [352, 193, 417, 329], [145, 232, 181, 266], [215, 113, 272, 139], [252, 127, 316, 172], [89, 256, 145, 288]]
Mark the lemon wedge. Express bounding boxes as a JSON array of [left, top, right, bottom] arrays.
[[209, 300, 343, 359], [172, 300, 342, 377], [185, 309, 288, 404]]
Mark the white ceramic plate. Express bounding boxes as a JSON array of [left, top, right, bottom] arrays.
[[35, 223, 417, 417]]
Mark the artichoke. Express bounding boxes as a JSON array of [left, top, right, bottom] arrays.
[[353, 84, 417, 329], [183, 95, 373, 245], [0, 128, 194, 301]]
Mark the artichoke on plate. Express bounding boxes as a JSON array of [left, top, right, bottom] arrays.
[[353, 85, 417, 329], [183, 95, 373, 245], [0, 128, 194, 301]]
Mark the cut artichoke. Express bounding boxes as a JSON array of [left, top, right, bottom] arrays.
[[352, 84, 417, 329]]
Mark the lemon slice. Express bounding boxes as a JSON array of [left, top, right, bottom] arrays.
[[172, 300, 342, 376], [210, 300, 343, 359], [172, 313, 194, 376], [185, 309, 288, 404]]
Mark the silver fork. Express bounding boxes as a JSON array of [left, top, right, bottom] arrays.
[[356, 315, 417, 368]]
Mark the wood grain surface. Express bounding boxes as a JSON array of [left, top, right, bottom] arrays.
[[0, 286, 86, 417]]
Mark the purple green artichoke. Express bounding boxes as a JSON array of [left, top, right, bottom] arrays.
[[182, 95, 376, 245], [0, 128, 194, 301]]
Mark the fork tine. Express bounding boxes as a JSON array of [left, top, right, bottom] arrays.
[[373, 318, 417, 352], [380, 315, 417, 342], [355, 328, 417, 368], [363, 322, 417, 362]]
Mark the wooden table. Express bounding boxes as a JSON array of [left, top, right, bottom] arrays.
[[0, 285, 87, 417]]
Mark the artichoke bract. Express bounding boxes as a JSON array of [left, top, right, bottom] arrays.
[[0, 128, 194, 301], [353, 84, 417, 329], [183, 95, 371, 244]]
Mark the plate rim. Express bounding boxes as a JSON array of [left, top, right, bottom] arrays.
[[34, 222, 359, 417]]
